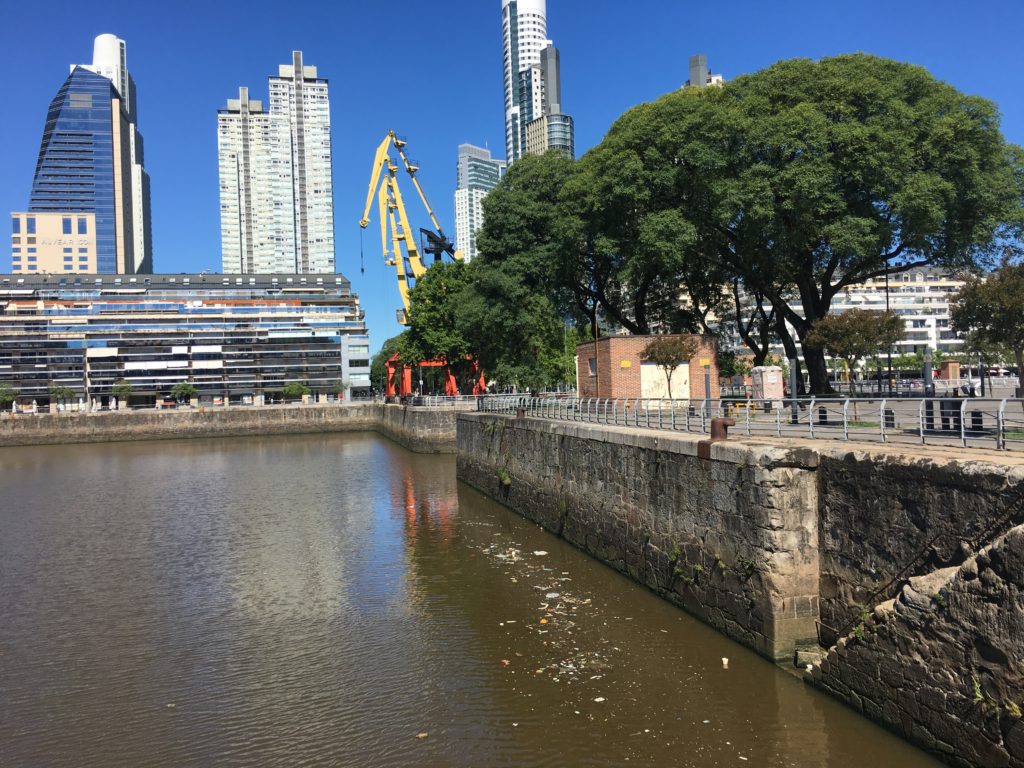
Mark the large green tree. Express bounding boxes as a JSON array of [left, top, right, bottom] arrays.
[[401, 262, 477, 392], [952, 259, 1024, 396], [715, 56, 1022, 392], [805, 310, 904, 383]]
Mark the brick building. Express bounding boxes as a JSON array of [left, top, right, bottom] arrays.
[[576, 334, 720, 400]]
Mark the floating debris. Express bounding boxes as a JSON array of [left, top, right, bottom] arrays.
[[416, 732, 429, 739], [533, 551, 548, 556], [594, 697, 606, 703]]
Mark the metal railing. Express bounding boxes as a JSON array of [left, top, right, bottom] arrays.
[[478, 395, 1024, 452]]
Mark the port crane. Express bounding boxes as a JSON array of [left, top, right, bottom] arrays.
[[360, 131, 483, 397], [359, 130, 461, 326]]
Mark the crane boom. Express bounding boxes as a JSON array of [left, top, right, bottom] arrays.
[[360, 130, 462, 324]]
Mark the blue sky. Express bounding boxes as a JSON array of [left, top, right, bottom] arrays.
[[2, 0, 1022, 351]]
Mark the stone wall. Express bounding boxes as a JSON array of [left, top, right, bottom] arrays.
[[457, 413, 821, 661], [0, 403, 462, 453], [457, 413, 1024, 767], [817, 449, 1024, 644], [811, 524, 1024, 768]]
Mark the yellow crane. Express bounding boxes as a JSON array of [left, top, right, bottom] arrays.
[[360, 130, 462, 324]]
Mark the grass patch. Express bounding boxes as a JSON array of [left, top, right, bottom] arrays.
[[848, 421, 880, 428]]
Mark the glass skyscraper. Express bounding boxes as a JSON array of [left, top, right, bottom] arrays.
[[28, 67, 126, 273], [454, 145, 506, 262], [12, 34, 151, 275]]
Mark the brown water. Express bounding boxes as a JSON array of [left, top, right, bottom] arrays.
[[0, 433, 940, 767]]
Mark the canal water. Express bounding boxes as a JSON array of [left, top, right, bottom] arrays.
[[0, 433, 940, 767]]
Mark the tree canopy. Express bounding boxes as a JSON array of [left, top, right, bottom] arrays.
[[952, 258, 1024, 395], [805, 310, 904, 380], [399, 55, 1023, 395]]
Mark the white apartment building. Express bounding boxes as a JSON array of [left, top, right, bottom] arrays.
[[502, 0, 548, 163], [218, 51, 335, 274], [725, 267, 968, 362], [454, 144, 506, 262]]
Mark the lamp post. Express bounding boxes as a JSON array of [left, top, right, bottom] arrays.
[[885, 269, 894, 395]]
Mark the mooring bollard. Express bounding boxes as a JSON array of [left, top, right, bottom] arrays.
[[699, 417, 736, 459]]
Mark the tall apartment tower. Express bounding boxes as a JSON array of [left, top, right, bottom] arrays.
[[218, 51, 335, 274], [502, 0, 575, 164], [454, 144, 506, 262], [12, 34, 151, 275]]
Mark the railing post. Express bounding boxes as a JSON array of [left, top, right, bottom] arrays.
[[659, 399, 664, 429], [700, 401, 707, 433], [879, 399, 887, 443], [843, 399, 850, 440], [997, 399, 1007, 450], [809, 397, 816, 438], [919, 399, 926, 444], [670, 399, 675, 431], [776, 407, 782, 437], [646, 399, 651, 428], [685, 402, 691, 432], [960, 399, 968, 448], [746, 399, 751, 436]]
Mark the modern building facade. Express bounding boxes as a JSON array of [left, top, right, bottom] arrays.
[[502, 0, 574, 163], [13, 35, 152, 276], [724, 267, 969, 361], [0, 273, 370, 408], [454, 144, 506, 262], [77, 34, 153, 273], [218, 52, 335, 274]]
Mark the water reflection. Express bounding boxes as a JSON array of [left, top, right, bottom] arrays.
[[0, 434, 939, 767]]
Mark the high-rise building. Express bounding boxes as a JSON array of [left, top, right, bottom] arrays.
[[218, 52, 335, 274], [454, 144, 506, 262], [502, 0, 574, 163], [11, 34, 152, 275], [683, 54, 724, 89], [78, 34, 153, 273]]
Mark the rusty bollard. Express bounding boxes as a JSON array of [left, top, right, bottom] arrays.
[[709, 417, 735, 441], [698, 417, 736, 460]]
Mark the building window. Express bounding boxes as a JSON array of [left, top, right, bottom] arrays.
[[27, 248, 36, 254], [64, 265, 73, 271], [588, 358, 597, 376], [79, 248, 88, 253], [78, 218, 88, 234], [12, 255, 20, 262], [62, 217, 72, 234], [27, 256, 37, 262], [12, 247, 19, 253], [26, 218, 36, 234], [64, 256, 73, 262], [11, 217, 19, 234], [63, 247, 72, 254]]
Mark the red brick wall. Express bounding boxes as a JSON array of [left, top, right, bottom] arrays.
[[576, 335, 720, 400]]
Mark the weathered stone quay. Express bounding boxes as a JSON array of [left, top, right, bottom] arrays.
[[456, 412, 1024, 768], [0, 402, 465, 453]]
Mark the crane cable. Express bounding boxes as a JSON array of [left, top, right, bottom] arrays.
[[359, 227, 365, 275]]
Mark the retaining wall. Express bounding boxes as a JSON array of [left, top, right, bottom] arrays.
[[456, 413, 822, 662], [0, 404, 462, 453], [457, 412, 1024, 767]]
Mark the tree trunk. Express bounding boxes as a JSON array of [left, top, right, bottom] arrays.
[[801, 343, 833, 395], [773, 314, 806, 396], [1016, 348, 1024, 399]]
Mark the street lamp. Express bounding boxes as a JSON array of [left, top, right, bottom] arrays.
[[884, 269, 893, 395]]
